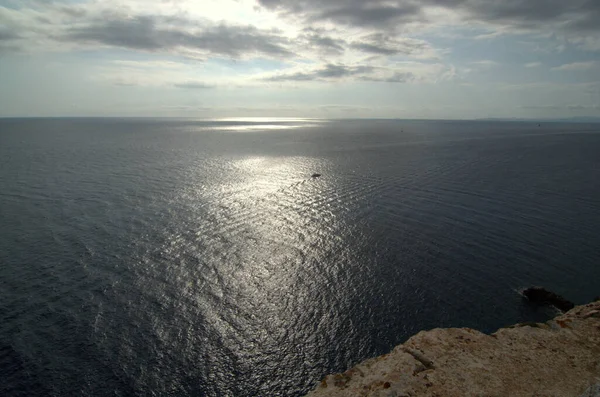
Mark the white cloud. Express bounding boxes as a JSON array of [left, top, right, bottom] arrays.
[[552, 61, 598, 71], [109, 60, 190, 70], [2, 0, 600, 118], [0, 0, 450, 81], [172, 82, 216, 89], [257, 61, 455, 85], [569, 36, 600, 52], [89, 58, 232, 87], [470, 60, 498, 68]]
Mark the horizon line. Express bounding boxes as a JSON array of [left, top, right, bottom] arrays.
[[1, 116, 600, 122]]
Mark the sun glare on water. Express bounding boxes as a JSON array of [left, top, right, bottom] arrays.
[[201, 118, 325, 131]]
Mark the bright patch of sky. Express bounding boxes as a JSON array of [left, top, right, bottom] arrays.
[[0, 0, 599, 118]]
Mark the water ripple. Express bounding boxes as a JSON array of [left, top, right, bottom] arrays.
[[1, 119, 600, 396]]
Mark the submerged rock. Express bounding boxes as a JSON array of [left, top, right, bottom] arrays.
[[522, 286, 575, 312]]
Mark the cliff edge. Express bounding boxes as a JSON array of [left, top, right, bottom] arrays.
[[306, 300, 600, 397]]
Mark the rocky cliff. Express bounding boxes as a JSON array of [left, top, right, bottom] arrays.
[[306, 300, 600, 397]]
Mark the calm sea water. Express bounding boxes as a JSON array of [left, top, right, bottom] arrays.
[[1, 118, 600, 396]]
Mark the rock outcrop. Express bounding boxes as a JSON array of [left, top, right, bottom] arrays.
[[306, 300, 600, 397], [522, 286, 575, 312]]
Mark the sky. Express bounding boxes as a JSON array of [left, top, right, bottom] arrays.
[[1, 0, 599, 118]]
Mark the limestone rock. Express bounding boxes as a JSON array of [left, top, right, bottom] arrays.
[[306, 301, 600, 397]]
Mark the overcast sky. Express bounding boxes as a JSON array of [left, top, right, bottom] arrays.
[[1, 0, 599, 118]]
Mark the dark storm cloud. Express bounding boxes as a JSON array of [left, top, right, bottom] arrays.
[[64, 15, 294, 58], [257, 0, 600, 33]]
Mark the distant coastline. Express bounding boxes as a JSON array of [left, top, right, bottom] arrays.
[[475, 116, 600, 123]]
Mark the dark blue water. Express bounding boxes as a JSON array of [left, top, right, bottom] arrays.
[[1, 118, 599, 396]]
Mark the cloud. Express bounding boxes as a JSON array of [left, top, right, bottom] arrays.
[[110, 60, 188, 70], [318, 2, 424, 29], [299, 28, 346, 54], [462, 1, 599, 32], [470, 60, 498, 68], [0, 28, 19, 41], [473, 31, 504, 40], [0, 3, 297, 59], [257, 0, 600, 37], [360, 71, 415, 83], [3, 0, 598, 93], [262, 63, 374, 82], [258, 0, 424, 29], [64, 16, 294, 59], [569, 36, 600, 51], [0, 2, 443, 64], [90, 57, 220, 88], [173, 81, 215, 89], [260, 62, 427, 83], [552, 61, 598, 71], [0, 44, 19, 54], [349, 33, 435, 57], [113, 80, 140, 87], [525, 62, 541, 68]]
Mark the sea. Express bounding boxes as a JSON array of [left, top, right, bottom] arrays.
[[1, 118, 599, 396]]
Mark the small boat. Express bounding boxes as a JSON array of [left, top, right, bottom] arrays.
[[311, 173, 321, 178]]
